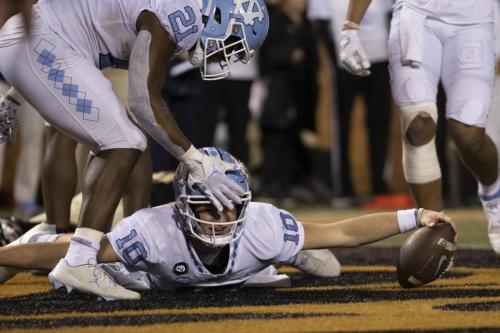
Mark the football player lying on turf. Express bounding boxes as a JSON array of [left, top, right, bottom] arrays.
[[0, 148, 457, 300]]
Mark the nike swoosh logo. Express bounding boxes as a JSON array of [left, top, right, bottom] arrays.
[[433, 255, 448, 278]]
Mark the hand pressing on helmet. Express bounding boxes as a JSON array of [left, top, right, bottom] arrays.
[[179, 146, 244, 211]]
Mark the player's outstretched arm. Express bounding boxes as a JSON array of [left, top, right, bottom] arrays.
[[0, 234, 119, 272], [129, 12, 243, 211], [302, 209, 457, 249], [0, 241, 69, 271]]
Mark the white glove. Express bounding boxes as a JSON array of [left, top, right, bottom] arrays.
[[0, 96, 18, 144], [179, 145, 244, 211], [339, 29, 371, 76]]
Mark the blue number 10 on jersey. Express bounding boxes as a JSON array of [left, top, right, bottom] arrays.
[[280, 212, 299, 245], [115, 229, 148, 265]]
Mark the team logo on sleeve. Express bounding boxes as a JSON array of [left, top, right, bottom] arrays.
[[173, 262, 189, 275], [234, 0, 265, 26]]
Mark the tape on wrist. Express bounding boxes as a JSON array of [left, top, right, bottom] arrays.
[[397, 209, 420, 233], [179, 145, 200, 163], [343, 20, 361, 30]]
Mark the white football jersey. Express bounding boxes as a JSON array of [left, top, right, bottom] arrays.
[[35, 0, 203, 67], [394, 0, 494, 24], [107, 202, 305, 290]]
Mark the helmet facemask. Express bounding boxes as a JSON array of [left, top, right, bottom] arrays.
[[201, 21, 253, 80], [192, 0, 269, 80], [176, 191, 251, 247], [174, 147, 252, 248]]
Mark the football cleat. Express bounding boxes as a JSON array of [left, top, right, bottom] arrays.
[[48, 259, 141, 301], [0, 221, 55, 284], [101, 263, 151, 291], [479, 191, 500, 255], [291, 249, 341, 277]]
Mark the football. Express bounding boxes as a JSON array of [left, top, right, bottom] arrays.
[[397, 223, 457, 288]]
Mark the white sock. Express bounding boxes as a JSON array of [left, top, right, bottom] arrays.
[[478, 177, 500, 200], [64, 228, 103, 267]]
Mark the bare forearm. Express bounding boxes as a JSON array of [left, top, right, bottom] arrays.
[[303, 212, 399, 249], [0, 243, 69, 270], [344, 0, 373, 27], [136, 94, 190, 156]]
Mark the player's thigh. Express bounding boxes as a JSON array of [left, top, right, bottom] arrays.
[[441, 23, 495, 127], [388, 15, 442, 107], [0, 35, 146, 153]]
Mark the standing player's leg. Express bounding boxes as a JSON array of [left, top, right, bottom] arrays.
[[102, 68, 153, 217], [12, 93, 45, 219], [42, 128, 78, 233], [388, 17, 443, 211], [0, 87, 45, 219], [441, 22, 500, 254], [0, 28, 145, 299], [103, 67, 152, 217], [122, 148, 152, 216]]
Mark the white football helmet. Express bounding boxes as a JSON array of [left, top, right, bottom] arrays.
[[174, 147, 251, 247], [190, 0, 269, 80]]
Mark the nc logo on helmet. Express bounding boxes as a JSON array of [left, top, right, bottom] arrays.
[[234, 0, 265, 26]]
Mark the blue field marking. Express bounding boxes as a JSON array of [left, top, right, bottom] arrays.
[[34, 40, 100, 122]]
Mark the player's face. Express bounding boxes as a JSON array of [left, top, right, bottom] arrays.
[[193, 205, 238, 236]]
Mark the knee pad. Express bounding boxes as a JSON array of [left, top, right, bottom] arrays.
[[400, 102, 441, 184]]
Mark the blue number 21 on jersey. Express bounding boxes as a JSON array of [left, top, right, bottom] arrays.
[[168, 6, 199, 43], [280, 212, 299, 245]]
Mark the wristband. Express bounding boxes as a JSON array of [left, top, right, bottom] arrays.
[[397, 209, 420, 233], [343, 20, 361, 30], [415, 208, 424, 227]]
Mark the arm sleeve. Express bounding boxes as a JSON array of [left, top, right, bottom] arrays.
[[128, 30, 186, 158]]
